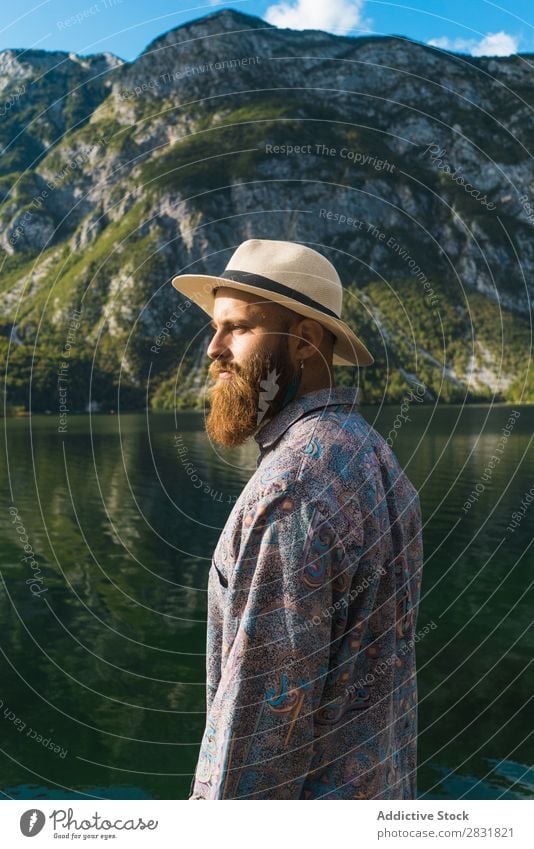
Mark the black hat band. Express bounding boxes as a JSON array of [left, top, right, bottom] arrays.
[[218, 269, 341, 320]]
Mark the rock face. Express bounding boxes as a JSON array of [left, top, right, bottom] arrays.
[[1, 9, 533, 410]]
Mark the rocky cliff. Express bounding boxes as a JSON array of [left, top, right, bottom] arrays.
[[1, 8, 533, 411]]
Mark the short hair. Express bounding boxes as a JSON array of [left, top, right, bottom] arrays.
[[275, 304, 337, 353]]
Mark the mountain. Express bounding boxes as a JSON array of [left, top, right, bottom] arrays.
[[1, 8, 533, 413]]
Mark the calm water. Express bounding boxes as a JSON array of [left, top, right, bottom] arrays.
[[1, 404, 533, 800]]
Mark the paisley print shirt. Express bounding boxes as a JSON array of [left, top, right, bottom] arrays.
[[190, 386, 423, 799]]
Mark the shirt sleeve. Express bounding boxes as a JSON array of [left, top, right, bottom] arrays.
[[190, 491, 354, 799]]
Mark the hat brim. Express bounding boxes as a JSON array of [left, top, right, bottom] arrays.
[[171, 273, 374, 367]]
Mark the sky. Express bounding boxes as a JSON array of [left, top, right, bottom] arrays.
[[0, 0, 532, 61]]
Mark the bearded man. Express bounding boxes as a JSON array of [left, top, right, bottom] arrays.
[[171, 239, 424, 800]]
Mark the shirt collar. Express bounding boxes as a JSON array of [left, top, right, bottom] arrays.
[[253, 386, 360, 453]]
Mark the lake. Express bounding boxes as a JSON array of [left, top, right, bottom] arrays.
[[1, 403, 533, 800]]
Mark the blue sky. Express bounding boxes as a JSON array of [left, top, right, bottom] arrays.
[[0, 0, 532, 61]]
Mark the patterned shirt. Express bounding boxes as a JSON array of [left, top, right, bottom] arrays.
[[190, 386, 423, 799]]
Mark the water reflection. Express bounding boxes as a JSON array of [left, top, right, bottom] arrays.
[[1, 404, 532, 799]]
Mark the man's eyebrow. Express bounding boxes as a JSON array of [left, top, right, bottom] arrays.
[[209, 317, 254, 329]]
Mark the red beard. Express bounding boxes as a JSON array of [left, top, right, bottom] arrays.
[[206, 341, 298, 448]]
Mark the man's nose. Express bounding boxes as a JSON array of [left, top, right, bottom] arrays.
[[206, 331, 230, 361]]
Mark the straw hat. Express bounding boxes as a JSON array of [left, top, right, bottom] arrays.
[[171, 239, 374, 366]]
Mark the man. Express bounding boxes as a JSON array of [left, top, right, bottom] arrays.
[[172, 239, 424, 799]]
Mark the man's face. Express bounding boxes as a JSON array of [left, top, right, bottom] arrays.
[[205, 288, 299, 448]]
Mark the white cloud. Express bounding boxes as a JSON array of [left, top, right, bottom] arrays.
[[265, 0, 366, 36], [471, 31, 519, 56], [428, 30, 519, 57], [428, 36, 472, 51]]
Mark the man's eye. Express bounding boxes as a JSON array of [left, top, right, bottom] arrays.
[[231, 325, 248, 332]]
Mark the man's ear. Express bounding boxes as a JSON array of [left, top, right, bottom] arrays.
[[293, 318, 325, 361]]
